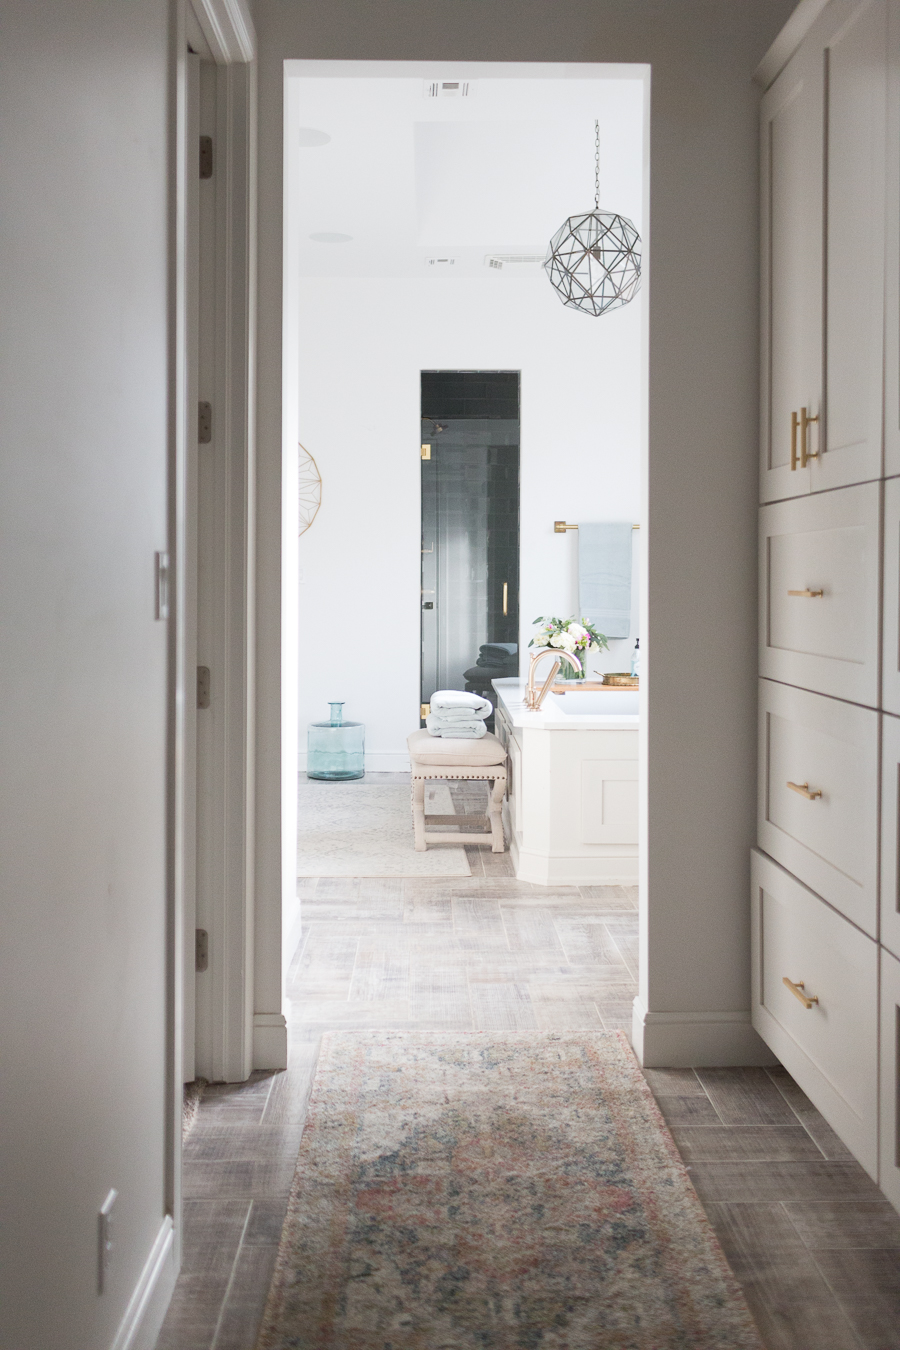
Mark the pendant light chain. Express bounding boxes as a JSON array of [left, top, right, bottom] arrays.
[[594, 119, 600, 210]]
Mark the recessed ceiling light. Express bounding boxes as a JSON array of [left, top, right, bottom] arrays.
[[298, 128, 331, 147], [309, 232, 352, 244]]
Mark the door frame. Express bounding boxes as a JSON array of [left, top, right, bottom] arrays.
[[169, 0, 257, 1252]]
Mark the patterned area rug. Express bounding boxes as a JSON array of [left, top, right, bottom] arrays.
[[297, 783, 471, 878], [255, 1032, 762, 1350]]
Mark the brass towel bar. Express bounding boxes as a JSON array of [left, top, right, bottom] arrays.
[[554, 521, 640, 533]]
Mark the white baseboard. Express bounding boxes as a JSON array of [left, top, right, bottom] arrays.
[[298, 751, 410, 774], [509, 835, 638, 886], [110, 1215, 176, 1350], [631, 998, 778, 1067], [253, 1012, 288, 1071]]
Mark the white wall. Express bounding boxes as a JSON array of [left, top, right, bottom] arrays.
[[256, 0, 799, 1067], [294, 272, 642, 767], [0, 3, 175, 1347]]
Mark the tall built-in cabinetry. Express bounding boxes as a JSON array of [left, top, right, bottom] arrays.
[[754, 0, 900, 1208]]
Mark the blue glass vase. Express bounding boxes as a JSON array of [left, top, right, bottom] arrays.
[[307, 702, 365, 780]]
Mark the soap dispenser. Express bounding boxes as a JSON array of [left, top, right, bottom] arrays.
[[630, 639, 640, 678]]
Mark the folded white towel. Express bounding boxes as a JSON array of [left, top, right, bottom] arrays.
[[429, 689, 491, 719], [425, 714, 488, 739], [426, 707, 490, 724]]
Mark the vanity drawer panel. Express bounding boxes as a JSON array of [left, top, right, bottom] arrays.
[[881, 712, 900, 961], [880, 946, 900, 1210], [751, 849, 878, 1176], [758, 679, 878, 935], [759, 482, 881, 706]]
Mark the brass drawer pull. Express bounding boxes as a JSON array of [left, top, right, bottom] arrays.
[[800, 406, 819, 467], [783, 976, 818, 1009], [791, 410, 799, 471], [787, 780, 822, 800], [788, 588, 824, 598]]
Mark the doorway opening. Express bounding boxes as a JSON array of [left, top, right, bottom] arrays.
[[420, 371, 520, 732]]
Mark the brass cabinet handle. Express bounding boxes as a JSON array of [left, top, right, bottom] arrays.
[[791, 410, 799, 471], [788, 588, 824, 598], [787, 780, 822, 800], [502, 582, 508, 617], [783, 976, 818, 1009], [800, 406, 819, 466]]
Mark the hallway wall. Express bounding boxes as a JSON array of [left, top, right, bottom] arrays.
[[254, 0, 800, 1068], [0, 2, 175, 1347]]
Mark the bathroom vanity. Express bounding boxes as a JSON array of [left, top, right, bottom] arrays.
[[492, 678, 639, 886]]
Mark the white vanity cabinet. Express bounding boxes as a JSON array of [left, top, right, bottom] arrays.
[[760, 0, 886, 504], [759, 483, 881, 706], [493, 684, 638, 887], [755, 0, 894, 1211]]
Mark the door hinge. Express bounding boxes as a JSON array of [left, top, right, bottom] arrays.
[[199, 135, 213, 179], [198, 401, 212, 443], [421, 443, 431, 460], [195, 929, 209, 972], [197, 666, 210, 709]]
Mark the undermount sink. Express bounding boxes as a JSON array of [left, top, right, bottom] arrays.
[[548, 690, 640, 716]]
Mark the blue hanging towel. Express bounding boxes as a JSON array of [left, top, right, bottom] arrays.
[[578, 523, 633, 639]]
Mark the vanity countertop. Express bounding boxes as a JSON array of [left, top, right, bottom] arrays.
[[493, 678, 640, 731]]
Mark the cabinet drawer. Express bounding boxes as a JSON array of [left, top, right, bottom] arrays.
[[882, 713, 900, 962], [758, 679, 877, 935], [751, 849, 878, 1176], [759, 483, 881, 706], [880, 947, 900, 1210]]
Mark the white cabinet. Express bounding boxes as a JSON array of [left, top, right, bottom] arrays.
[[882, 478, 900, 713], [880, 947, 900, 1210], [760, 0, 886, 503], [881, 713, 900, 961], [758, 678, 878, 936], [751, 850, 878, 1176], [759, 483, 881, 706], [883, 2, 900, 476]]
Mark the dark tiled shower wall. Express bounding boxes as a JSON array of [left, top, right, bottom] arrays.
[[486, 444, 519, 652], [422, 370, 519, 422]]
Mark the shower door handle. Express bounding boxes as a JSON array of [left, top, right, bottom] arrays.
[[502, 582, 508, 616]]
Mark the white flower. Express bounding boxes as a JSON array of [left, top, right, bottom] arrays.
[[567, 622, 588, 641], [549, 633, 566, 648]]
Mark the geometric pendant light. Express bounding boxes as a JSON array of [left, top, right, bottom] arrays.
[[298, 443, 322, 536], [543, 120, 642, 317]]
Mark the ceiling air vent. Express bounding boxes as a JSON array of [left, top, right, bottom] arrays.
[[424, 257, 457, 269], [484, 254, 546, 270], [423, 80, 473, 98]]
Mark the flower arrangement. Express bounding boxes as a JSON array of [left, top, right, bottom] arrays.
[[529, 615, 609, 679]]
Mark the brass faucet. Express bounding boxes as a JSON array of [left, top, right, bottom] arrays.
[[525, 648, 582, 710]]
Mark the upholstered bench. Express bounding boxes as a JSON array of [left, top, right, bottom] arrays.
[[406, 729, 507, 853]]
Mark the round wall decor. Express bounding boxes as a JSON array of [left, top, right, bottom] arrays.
[[298, 444, 322, 536]]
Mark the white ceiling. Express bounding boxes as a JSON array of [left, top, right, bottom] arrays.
[[288, 70, 645, 279]]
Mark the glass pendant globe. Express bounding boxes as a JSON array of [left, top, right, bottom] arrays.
[[544, 209, 642, 317]]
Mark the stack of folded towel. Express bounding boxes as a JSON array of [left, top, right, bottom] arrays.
[[425, 689, 492, 739]]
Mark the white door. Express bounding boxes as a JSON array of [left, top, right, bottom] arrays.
[[880, 946, 900, 1209], [811, 0, 886, 493], [881, 712, 900, 962], [760, 33, 821, 503]]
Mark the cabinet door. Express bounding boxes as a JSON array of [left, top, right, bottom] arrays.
[[759, 482, 881, 707], [760, 35, 820, 503], [758, 679, 878, 935], [880, 947, 900, 1211], [751, 849, 878, 1177], [881, 713, 900, 962], [883, 479, 900, 714], [882, 0, 900, 477], [810, 0, 886, 493]]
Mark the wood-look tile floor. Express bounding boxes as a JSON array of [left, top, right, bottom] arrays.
[[156, 781, 900, 1350]]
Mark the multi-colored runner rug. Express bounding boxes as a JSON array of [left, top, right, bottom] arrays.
[[255, 1031, 762, 1350]]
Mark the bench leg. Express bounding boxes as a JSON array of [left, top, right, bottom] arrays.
[[489, 775, 506, 852], [412, 777, 427, 851]]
